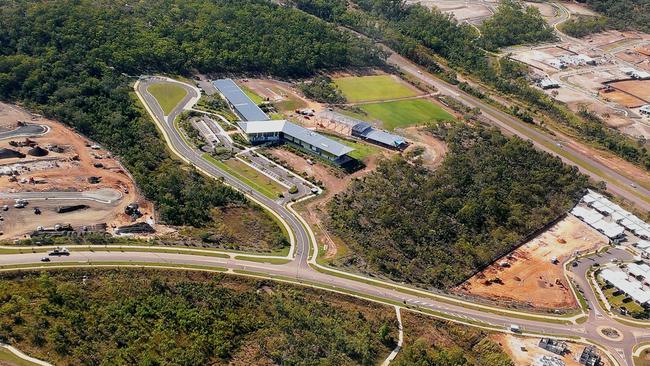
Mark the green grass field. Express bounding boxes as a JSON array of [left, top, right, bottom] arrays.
[[203, 154, 285, 199], [347, 99, 454, 130], [147, 82, 188, 115], [333, 75, 419, 103], [321, 133, 381, 161]]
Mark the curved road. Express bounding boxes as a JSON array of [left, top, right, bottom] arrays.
[[0, 76, 645, 365], [0, 123, 48, 141]]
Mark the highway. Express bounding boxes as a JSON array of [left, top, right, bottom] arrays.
[[0, 76, 645, 366], [382, 50, 650, 212]]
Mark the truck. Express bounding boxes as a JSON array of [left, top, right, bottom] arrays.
[[48, 247, 70, 256], [510, 324, 521, 333]]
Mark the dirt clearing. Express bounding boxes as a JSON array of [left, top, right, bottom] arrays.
[[455, 215, 607, 310], [0, 102, 153, 238], [493, 334, 611, 366], [607, 80, 650, 104]]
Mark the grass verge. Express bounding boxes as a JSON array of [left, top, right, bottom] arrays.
[[146, 82, 188, 115], [202, 154, 283, 199], [234, 256, 291, 264], [0, 347, 41, 366]]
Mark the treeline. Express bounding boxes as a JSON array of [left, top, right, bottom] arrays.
[[292, 0, 650, 171], [299, 75, 346, 104], [479, 0, 556, 50], [328, 124, 587, 288], [0, 0, 383, 227], [0, 269, 397, 365], [560, 15, 608, 38], [582, 0, 650, 33], [394, 312, 512, 366]]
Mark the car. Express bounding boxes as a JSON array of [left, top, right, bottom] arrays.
[[2, 205, 8, 211], [40, 257, 50, 262], [572, 261, 578, 267]]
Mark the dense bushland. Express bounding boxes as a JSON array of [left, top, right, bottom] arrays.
[[328, 124, 588, 288], [582, 0, 650, 33], [0, 269, 397, 365], [478, 0, 556, 50], [293, 0, 650, 171], [0, 0, 382, 227]]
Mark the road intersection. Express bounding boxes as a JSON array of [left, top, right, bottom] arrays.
[[0, 76, 646, 366]]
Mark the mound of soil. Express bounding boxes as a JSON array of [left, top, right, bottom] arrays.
[[0, 148, 25, 159], [27, 145, 48, 156]]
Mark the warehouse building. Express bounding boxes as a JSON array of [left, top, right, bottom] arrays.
[[237, 120, 354, 164], [538, 78, 560, 90], [213, 79, 270, 121], [317, 110, 408, 150]]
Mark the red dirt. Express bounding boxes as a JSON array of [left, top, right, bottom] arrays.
[[455, 216, 607, 310], [493, 334, 612, 366], [607, 80, 650, 104], [0, 102, 154, 238]]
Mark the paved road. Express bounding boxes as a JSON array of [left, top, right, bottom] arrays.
[[2, 76, 635, 365], [0, 123, 48, 140], [0, 188, 122, 204], [383, 50, 650, 212]]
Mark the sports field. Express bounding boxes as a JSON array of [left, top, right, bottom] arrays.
[[355, 99, 454, 130], [147, 82, 188, 115], [333, 75, 419, 103]]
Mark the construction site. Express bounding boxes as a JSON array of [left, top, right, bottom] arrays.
[[508, 27, 650, 139], [455, 215, 608, 310], [493, 334, 610, 366], [0, 102, 154, 239]]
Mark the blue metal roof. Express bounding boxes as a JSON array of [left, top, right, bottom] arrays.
[[213, 79, 269, 121], [364, 129, 406, 148], [238, 120, 354, 157]]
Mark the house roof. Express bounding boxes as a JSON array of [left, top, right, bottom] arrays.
[[238, 120, 354, 157], [600, 269, 650, 304], [213, 79, 269, 121]]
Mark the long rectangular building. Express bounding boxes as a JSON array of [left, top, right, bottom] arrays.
[[238, 120, 354, 164], [213, 79, 270, 121]]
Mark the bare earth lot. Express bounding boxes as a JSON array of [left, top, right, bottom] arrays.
[[0, 102, 153, 238], [408, 0, 496, 24], [455, 215, 607, 310], [493, 334, 612, 366], [606, 80, 650, 107]]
